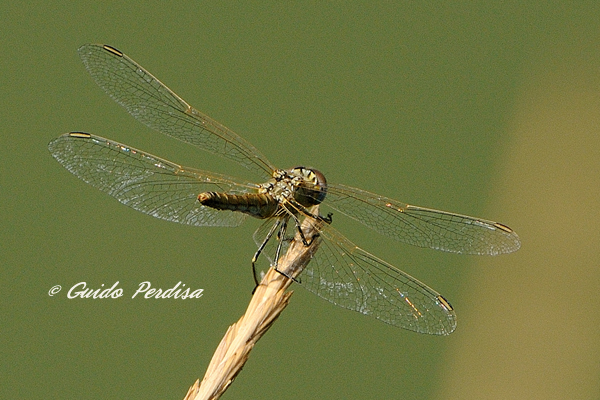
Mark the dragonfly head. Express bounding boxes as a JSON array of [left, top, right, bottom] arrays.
[[290, 167, 328, 207]]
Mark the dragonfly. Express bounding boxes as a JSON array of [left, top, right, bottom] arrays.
[[49, 44, 520, 336]]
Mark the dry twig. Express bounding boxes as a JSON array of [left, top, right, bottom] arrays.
[[184, 207, 323, 400]]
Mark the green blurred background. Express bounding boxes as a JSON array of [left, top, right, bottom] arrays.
[[1, 2, 599, 399]]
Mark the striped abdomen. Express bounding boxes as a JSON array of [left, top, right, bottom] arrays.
[[198, 192, 280, 219]]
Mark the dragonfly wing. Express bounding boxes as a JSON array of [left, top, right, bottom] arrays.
[[48, 132, 255, 227], [77, 44, 276, 179], [252, 213, 456, 334], [299, 223, 456, 335], [326, 183, 520, 255]]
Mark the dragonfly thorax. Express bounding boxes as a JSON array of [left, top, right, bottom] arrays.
[[260, 167, 328, 207]]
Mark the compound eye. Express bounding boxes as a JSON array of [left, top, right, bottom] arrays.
[[310, 169, 327, 189], [293, 168, 328, 206]]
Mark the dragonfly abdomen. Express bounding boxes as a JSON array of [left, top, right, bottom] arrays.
[[198, 192, 279, 219]]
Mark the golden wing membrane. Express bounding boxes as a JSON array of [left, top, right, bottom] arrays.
[[253, 216, 456, 335], [78, 44, 275, 179], [326, 183, 520, 255], [49, 132, 257, 227]]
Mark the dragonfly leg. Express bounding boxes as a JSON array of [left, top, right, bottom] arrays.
[[275, 218, 289, 249], [295, 203, 333, 225], [289, 213, 312, 246], [273, 267, 300, 283], [251, 219, 281, 288], [272, 218, 300, 283], [290, 211, 325, 247]]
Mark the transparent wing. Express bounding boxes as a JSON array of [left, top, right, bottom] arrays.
[[77, 44, 275, 179], [303, 223, 456, 335], [255, 216, 456, 335], [326, 183, 521, 256], [48, 132, 258, 227]]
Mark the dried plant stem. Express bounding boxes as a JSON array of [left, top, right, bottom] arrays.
[[184, 208, 323, 400]]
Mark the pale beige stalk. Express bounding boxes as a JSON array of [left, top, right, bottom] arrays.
[[184, 207, 323, 400]]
